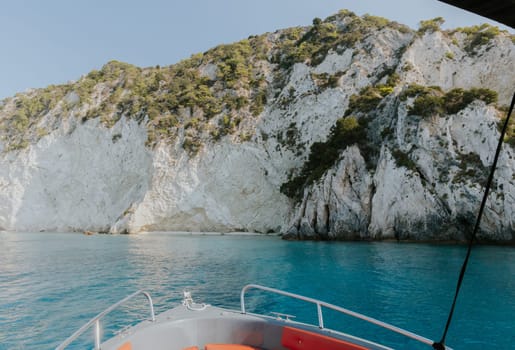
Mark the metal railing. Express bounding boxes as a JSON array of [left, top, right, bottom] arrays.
[[240, 284, 451, 350], [55, 290, 155, 350]]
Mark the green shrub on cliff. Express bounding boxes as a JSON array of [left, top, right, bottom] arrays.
[[311, 72, 343, 89], [410, 93, 445, 118], [417, 17, 444, 34], [250, 88, 267, 116], [280, 116, 369, 199], [404, 85, 498, 118], [345, 73, 399, 115], [391, 149, 417, 171], [454, 24, 501, 53], [399, 84, 433, 101], [347, 86, 384, 114], [211, 40, 253, 88], [443, 88, 497, 114]]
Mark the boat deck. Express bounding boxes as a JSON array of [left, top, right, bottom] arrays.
[[101, 304, 392, 350], [57, 285, 450, 350]]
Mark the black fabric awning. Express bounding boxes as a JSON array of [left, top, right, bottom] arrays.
[[438, 0, 515, 28]]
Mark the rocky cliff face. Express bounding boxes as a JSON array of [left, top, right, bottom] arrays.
[[0, 12, 514, 241]]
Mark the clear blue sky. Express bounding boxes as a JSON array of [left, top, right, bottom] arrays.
[[0, 0, 512, 99]]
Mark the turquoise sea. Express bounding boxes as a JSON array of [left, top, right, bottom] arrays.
[[0, 232, 514, 350]]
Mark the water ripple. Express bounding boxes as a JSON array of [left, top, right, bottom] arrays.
[[0, 232, 514, 349]]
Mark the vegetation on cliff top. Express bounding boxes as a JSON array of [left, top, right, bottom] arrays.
[[0, 10, 411, 154], [1, 34, 271, 154], [0, 10, 509, 156], [417, 18, 507, 54], [452, 23, 504, 53], [417, 17, 445, 34], [272, 10, 409, 70]]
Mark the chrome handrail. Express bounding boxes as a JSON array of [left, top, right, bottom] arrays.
[[55, 290, 155, 350], [240, 284, 451, 350]]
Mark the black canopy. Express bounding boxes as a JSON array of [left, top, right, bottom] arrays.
[[438, 0, 515, 28]]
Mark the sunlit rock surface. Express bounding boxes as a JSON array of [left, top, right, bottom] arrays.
[[1, 13, 513, 241]]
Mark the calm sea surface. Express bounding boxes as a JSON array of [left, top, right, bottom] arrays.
[[0, 232, 514, 350]]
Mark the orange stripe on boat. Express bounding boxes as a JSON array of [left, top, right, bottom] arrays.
[[281, 326, 370, 350], [117, 342, 132, 350], [182, 347, 200, 350], [204, 344, 260, 350]]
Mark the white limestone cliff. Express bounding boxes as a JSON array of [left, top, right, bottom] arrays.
[[289, 102, 515, 241], [0, 16, 514, 241]]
